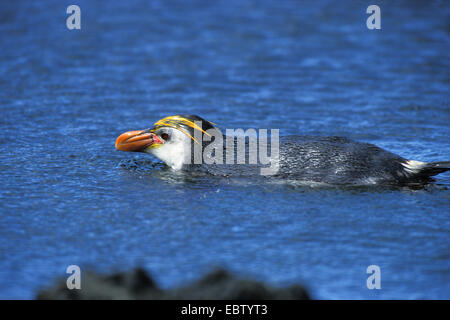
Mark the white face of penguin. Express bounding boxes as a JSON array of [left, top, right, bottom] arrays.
[[146, 127, 194, 170]]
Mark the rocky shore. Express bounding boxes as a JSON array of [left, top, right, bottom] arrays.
[[37, 268, 310, 300]]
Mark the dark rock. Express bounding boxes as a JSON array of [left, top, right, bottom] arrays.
[[36, 268, 310, 300]]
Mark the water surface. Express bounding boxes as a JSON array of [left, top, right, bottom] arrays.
[[0, 0, 449, 299]]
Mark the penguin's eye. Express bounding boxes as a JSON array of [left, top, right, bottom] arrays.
[[161, 133, 169, 141]]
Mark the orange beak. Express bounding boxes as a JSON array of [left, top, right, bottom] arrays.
[[115, 130, 163, 152]]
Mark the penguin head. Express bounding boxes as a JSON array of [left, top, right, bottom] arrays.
[[115, 115, 217, 169]]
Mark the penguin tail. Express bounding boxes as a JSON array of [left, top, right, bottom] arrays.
[[402, 160, 450, 179], [423, 161, 450, 176]]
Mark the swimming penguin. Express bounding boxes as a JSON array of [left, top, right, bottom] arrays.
[[115, 115, 450, 186]]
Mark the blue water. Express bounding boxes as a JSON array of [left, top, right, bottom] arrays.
[[0, 0, 449, 299]]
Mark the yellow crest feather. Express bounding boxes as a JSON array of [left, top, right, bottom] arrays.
[[151, 115, 215, 144]]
